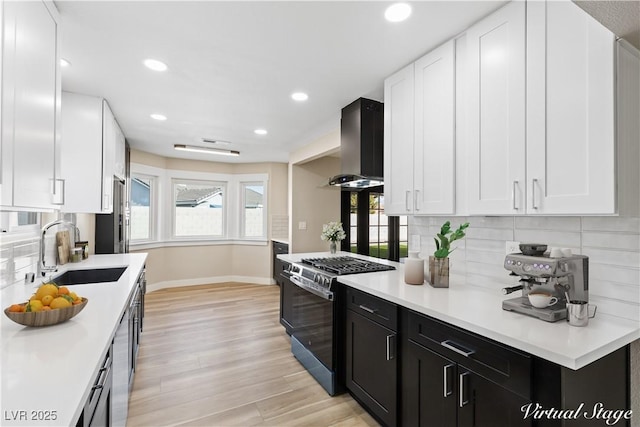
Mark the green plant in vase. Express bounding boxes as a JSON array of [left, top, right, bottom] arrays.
[[429, 221, 469, 287]]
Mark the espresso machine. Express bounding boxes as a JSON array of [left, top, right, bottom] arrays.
[[502, 253, 589, 322]]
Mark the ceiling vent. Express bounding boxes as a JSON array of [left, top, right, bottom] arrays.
[[201, 138, 231, 146]]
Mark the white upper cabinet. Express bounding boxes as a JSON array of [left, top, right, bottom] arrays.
[[1, 1, 62, 211], [384, 63, 415, 215], [61, 93, 124, 213], [414, 40, 456, 215], [466, 1, 526, 215], [526, 0, 616, 214], [384, 40, 456, 216]]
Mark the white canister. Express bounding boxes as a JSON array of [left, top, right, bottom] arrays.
[[404, 251, 425, 285]]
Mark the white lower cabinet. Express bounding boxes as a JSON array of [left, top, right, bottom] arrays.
[[1, 0, 62, 211], [384, 40, 456, 216]]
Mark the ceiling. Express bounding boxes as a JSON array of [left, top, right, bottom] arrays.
[[56, 1, 507, 163], [57, 1, 640, 165]]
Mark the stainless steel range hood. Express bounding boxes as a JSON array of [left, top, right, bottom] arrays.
[[329, 98, 384, 189]]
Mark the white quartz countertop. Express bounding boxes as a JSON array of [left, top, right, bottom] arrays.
[[278, 251, 640, 370], [0, 253, 147, 426]]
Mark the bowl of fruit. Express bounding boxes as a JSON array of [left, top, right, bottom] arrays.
[[4, 283, 88, 327]]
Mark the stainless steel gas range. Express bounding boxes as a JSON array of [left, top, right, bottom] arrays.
[[288, 256, 395, 395]]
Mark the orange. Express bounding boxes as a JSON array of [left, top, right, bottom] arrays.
[[26, 300, 44, 312], [58, 286, 70, 296], [41, 295, 54, 306], [49, 297, 72, 310], [8, 304, 24, 313], [72, 298, 83, 305], [41, 306, 52, 311], [35, 284, 58, 301]]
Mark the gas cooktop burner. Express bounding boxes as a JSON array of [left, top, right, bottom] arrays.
[[301, 256, 395, 276]]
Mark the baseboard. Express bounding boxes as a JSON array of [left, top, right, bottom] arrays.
[[147, 275, 276, 293]]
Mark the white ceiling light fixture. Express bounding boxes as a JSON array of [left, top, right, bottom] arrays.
[[143, 58, 168, 72], [174, 144, 240, 157], [254, 129, 268, 135], [291, 92, 309, 102], [385, 3, 412, 23], [60, 58, 71, 67], [150, 113, 167, 121]]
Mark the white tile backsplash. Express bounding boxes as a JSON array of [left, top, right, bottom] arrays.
[[1, 235, 39, 289], [410, 215, 640, 321]]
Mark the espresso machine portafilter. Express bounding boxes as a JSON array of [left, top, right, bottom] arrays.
[[502, 253, 589, 322]]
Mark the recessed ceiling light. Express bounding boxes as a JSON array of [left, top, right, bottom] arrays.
[[60, 58, 71, 67], [291, 92, 309, 102], [385, 3, 412, 22], [254, 129, 268, 135], [150, 114, 167, 121], [143, 59, 168, 72]]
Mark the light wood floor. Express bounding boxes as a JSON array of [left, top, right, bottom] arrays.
[[127, 282, 380, 427]]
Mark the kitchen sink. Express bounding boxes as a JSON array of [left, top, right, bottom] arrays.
[[52, 267, 127, 286]]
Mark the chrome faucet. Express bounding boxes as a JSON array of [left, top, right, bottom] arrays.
[[39, 219, 74, 277]]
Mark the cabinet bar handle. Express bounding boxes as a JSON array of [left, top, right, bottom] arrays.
[[459, 372, 469, 408], [52, 179, 65, 205], [440, 340, 475, 357], [386, 334, 395, 361], [443, 364, 454, 397], [414, 190, 420, 211], [358, 304, 376, 314], [512, 180, 518, 210], [532, 178, 539, 210], [405, 190, 411, 211]]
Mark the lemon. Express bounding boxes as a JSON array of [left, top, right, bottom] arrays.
[[50, 297, 72, 310], [35, 284, 58, 301], [69, 292, 79, 302], [26, 300, 44, 312], [41, 295, 54, 306]]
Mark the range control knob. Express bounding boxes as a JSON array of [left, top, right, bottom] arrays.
[[523, 264, 533, 272]]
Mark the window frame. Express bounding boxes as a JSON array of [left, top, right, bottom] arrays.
[[239, 181, 267, 240], [129, 173, 157, 244], [129, 163, 269, 248], [170, 177, 228, 241]]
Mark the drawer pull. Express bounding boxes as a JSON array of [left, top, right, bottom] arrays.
[[459, 372, 470, 408], [443, 364, 454, 397], [386, 334, 396, 361], [358, 304, 377, 314], [440, 340, 475, 357]]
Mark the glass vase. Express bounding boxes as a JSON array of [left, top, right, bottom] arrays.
[[330, 241, 337, 254]]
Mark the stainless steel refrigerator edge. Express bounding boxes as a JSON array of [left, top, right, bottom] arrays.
[[95, 177, 129, 254]]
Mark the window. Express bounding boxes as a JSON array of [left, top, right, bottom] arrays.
[[130, 175, 154, 241], [399, 215, 408, 258], [0, 212, 39, 234], [241, 183, 265, 238], [172, 179, 225, 238], [345, 191, 408, 261]]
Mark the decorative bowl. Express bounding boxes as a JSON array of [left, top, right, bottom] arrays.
[[4, 298, 88, 327], [519, 243, 548, 256]]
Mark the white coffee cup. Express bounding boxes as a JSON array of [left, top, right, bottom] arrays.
[[561, 248, 573, 257], [549, 247, 563, 258], [528, 292, 558, 308]]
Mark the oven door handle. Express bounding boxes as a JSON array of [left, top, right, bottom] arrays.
[[290, 275, 334, 301]]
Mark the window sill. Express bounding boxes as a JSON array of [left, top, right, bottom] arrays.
[[130, 239, 268, 251]]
